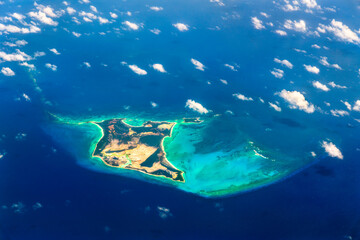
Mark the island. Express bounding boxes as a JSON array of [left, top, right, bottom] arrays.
[[92, 119, 185, 182]]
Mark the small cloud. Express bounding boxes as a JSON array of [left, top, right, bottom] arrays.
[[284, 19, 307, 32], [277, 89, 315, 113], [72, 31, 81, 37], [149, 6, 163, 11], [151, 63, 166, 73], [185, 99, 209, 114], [321, 141, 343, 159], [150, 101, 158, 108], [224, 63, 237, 71], [312, 81, 329, 91], [251, 17, 265, 30], [319, 56, 342, 70], [150, 28, 161, 35], [274, 58, 293, 69], [233, 93, 253, 101], [66, 7, 76, 15], [109, 12, 118, 19], [270, 68, 284, 78], [20, 62, 35, 70], [304, 64, 320, 74], [318, 19, 360, 44], [191, 58, 205, 71], [90, 5, 97, 12], [49, 48, 60, 55], [83, 62, 91, 68], [220, 79, 228, 85], [353, 100, 360, 112], [123, 21, 140, 30], [32, 202, 43, 210], [45, 63, 57, 71], [269, 102, 281, 112], [311, 44, 321, 49], [128, 65, 147, 75], [275, 30, 287, 36], [330, 109, 349, 117], [173, 23, 189, 32], [157, 206, 172, 219], [1, 67, 15, 76]]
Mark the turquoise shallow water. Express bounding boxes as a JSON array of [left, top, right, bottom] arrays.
[[45, 113, 315, 197]]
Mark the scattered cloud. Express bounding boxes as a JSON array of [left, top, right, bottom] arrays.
[[275, 30, 287, 36], [312, 81, 330, 91], [319, 56, 342, 70], [270, 68, 284, 78], [318, 19, 360, 44], [233, 93, 253, 101], [1, 67, 15, 76], [109, 12, 117, 18], [277, 89, 315, 113], [45, 63, 57, 71], [83, 62, 91, 68], [3, 40, 28, 47], [330, 109, 349, 117], [128, 65, 147, 75], [274, 58, 293, 69], [321, 141, 343, 159], [0, 49, 32, 62], [49, 48, 60, 55], [224, 63, 238, 71], [150, 101, 158, 108], [284, 19, 307, 32], [251, 17, 265, 30], [72, 31, 81, 37], [185, 99, 209, 114], [149, 6, 163, 11], [304, 64, 320, 74], [123, 21, 140, 30], [191, 58, 205, 71], [329, 81, 346, 89], [66, 7, 76, 15], [150, 28, 161, 35], [0, 23, 40, 34], [269, 102, 281, 112], [353, 100, 360, 112], [157, 206, 172, 219], [173, 23, 189, 32], [151, 63, 166, 73]]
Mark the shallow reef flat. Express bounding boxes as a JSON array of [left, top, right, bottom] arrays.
[[45, 114, 314, 198]]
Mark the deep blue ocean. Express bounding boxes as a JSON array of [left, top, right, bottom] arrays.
[[1, 0, 360, 239]]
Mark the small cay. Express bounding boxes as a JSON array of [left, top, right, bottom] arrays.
[[92, 119, 185, 182]]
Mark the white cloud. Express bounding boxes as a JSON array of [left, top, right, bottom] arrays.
[[49, 48, 60, 55], [3, 40, 28, 47], [66, 7, 76, 15], [312, 81, 329, 91], [319, 20, 360, 44], [341, 101, 352, 111], [109, 12, 118, 19], [0, 49, 32, 62], [1, 67, 15, 76], [28, 4, 62, 26], [224, 64, 237, 71], [301, 0, 320, 9], [353, 100, 360, 112], [185, 99, 209, 114], [233, 93, 253, 101], [123, 21, 140, 30], [220, 79, 228, 85], [251, 17, 265, 30], [270, 68, 284, 78], [150, 101, 158, 108], [150, 28, 161, 35], [260, 12, 270, 18], [321, 141, 343, 159], [269, 102, 281, 112], [128, 65, 147, 75], [329, 81, 346, 89], [191, 58, 205, 71], [274, 58, 293, 69], [9, 13, 26, 21], [0, 23, 41, 34], [330, 109, 349, 117], [210, 0, 225, 6], [312, 44, 321, 49], [284, 19, 307, 32], [90, 5, 97, 12], [20, 62, 35, 70], [83, 62, 91, 68], [149, 6, 163, 11], [319, 56, 342, 70], [72, 31, 81, 37], [277, 89, 315, 113], [151, 64, 166, 73], [98, 17, 109, 24], [173, 23, 189, 32], [45, 63, 57, 71], [304, 64, 320, 74], [275, 30, 287, 36]]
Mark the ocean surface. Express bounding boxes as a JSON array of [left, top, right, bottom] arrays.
[[1, 0, 360, 239]]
